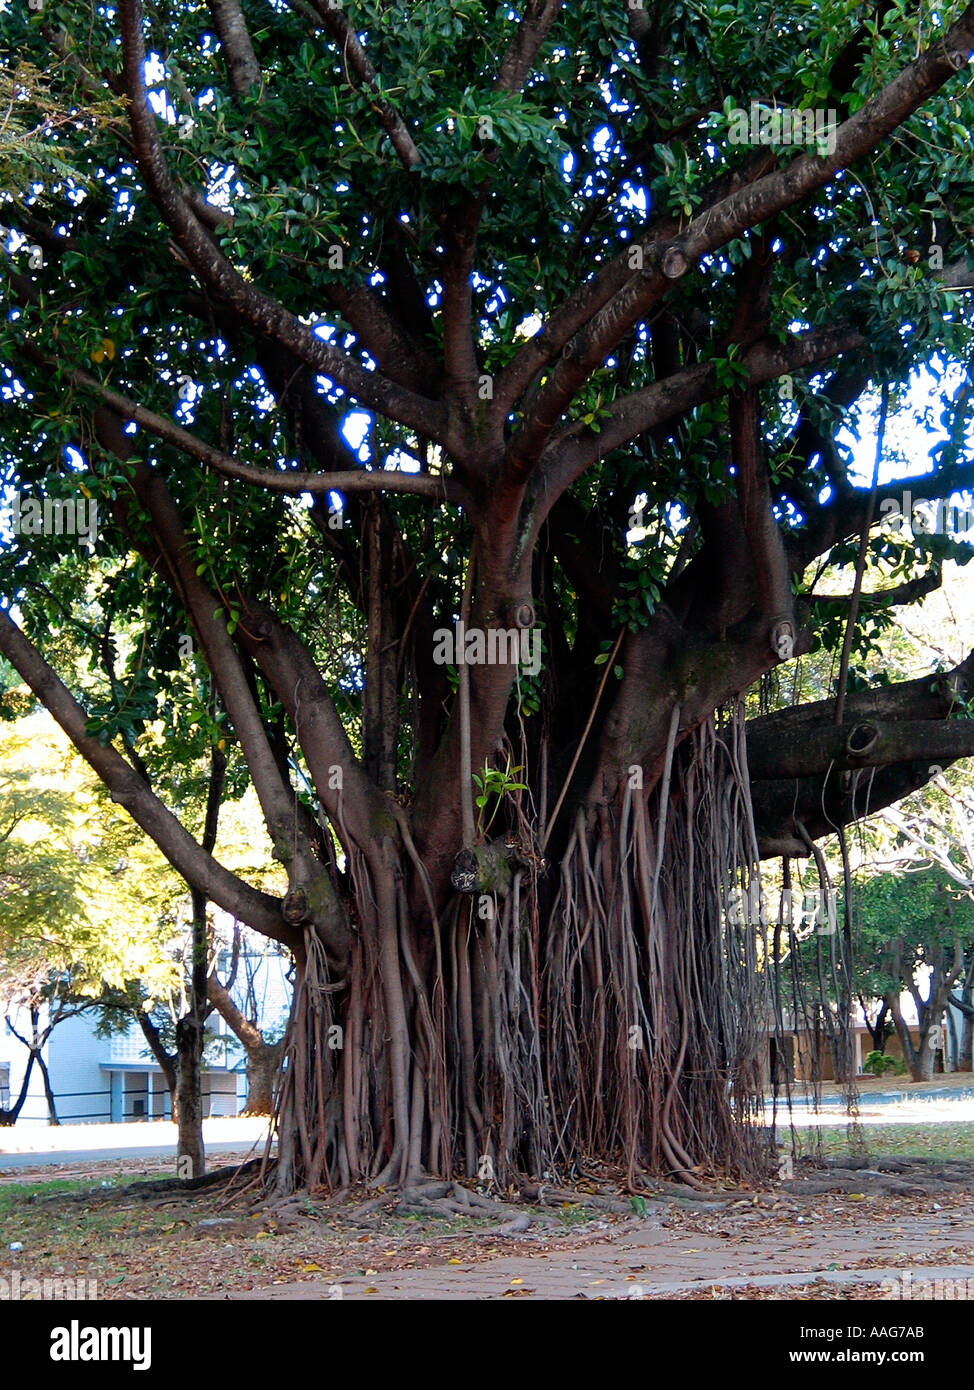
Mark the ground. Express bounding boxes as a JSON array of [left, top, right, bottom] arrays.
[[2, 1086, 974, 1300]]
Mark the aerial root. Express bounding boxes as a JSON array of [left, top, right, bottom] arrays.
[[517, 1182, 635, 1214]]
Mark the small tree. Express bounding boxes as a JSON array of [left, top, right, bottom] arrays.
[[0, 715, 176, 1122], [856, 870, 974, 1081], [0, 970, 85, 1126]]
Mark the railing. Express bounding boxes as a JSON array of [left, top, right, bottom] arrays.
[[11, 1087, 163, 1123], [9, 1079, 240, 1123]]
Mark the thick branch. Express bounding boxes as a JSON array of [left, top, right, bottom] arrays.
[[748, 717, 974, 783], [531, 324, 864, 523], [495, 0, 564, 93], [207, 0, 261, 96], [308, 0, 420, 170], [236, 601, 387, 852], [807, 569, 943, 610], [57, 355, 462, 502]]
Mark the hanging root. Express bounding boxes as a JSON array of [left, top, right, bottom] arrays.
[[270, 705, 775, 1195], [544, 704, 772, 1187]]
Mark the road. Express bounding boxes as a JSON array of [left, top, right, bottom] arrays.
[[0, 1117, 273, 1170]]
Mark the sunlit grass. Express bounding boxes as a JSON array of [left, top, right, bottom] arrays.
[[809, 1122, 974, 1161]]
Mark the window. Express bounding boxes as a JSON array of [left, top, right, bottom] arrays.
[[0, 1063, 9, 1109]]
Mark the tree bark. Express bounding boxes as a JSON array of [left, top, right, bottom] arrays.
[[949, 953, 974, 1071], [860, 997, 890, 1054], [36, 1050, 59, 1126], [887, 990, 923, 1080], [175, 1014, 205, 1178]]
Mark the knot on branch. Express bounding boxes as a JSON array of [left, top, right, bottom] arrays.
[[452, 842, 513, 895], [846, 723, 878, 759], [505, 597, 536, 629], [661, 243, 689, 280], [282, 887, 309, 924], [451, 838, 541, 895]]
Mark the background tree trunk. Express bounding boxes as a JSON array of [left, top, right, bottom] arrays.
[[0, 1047, 36, 1127], [887, 991, 923, 1081], [206, 969, 283, 1115], [136, 1010, 178, 1119], [952, 954, 974, 1071], [175, 1014, 204, 1177], [36, 1050, 59, 1125], [860, 997, 890, 1054], [175, 885, 211, 1179]]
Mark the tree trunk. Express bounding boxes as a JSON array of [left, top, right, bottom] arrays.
[[35, 1050, 59, 1125], [860, 997, 890, 1054], [945, 1006, 958, 1073], [205, 970, 283, 1115], [272, 712, 775, 1193], [136, 1011, 178, 1119], [0, 1048, 36, 1127], [952, 954, 974, 1072], [887, 991, 922, 1081], [242, 1041, 283, 1116], [175, 1015, 205, 1178], [174, 746, 223, 1178], [913, 1029, 938, 1082]]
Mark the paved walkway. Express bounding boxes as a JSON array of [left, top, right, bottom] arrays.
[[230, 1204, 974, 1300]]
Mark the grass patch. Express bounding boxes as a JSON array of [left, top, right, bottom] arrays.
[[0, 1173, 152, 1215], [0, 1173, 189, 1295], [807, 1123, 974, 1161]]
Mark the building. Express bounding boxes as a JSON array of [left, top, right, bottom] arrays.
[[765, 995, 948, 1084], [0, 940, 291, 1127]]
